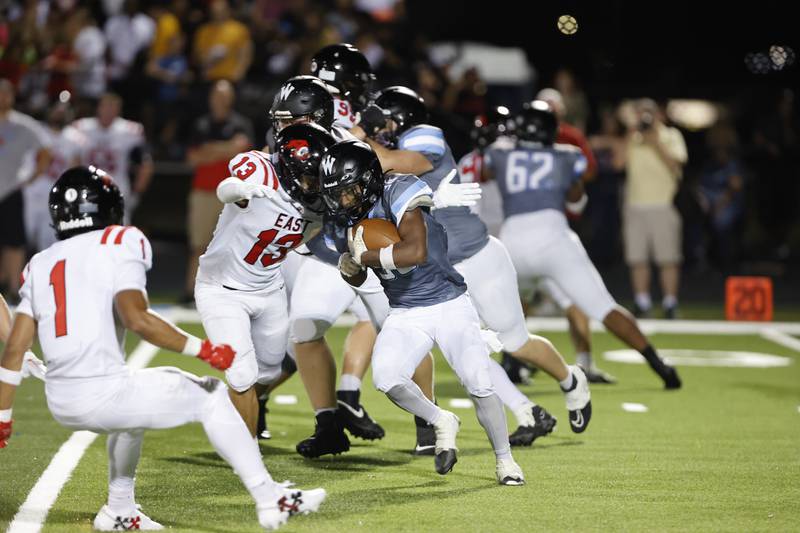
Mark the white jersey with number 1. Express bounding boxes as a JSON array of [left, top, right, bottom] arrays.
[[17, 225, 152, 419], [197, 150, 321, 292]]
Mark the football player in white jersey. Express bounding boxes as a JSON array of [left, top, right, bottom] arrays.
[[72, 93, 153, 217], [23, 99, 86, 252], [194, 132, 323, 440], [0, 166, 325, 531]]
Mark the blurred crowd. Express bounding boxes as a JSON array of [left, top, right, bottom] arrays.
[[1, 0, 799, 306]]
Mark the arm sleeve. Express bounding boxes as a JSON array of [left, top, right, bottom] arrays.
[[667, 128, 688, 164], [112, 227, 153, 295], [305, 233, 341, 267], [397, 126, 446, 164]]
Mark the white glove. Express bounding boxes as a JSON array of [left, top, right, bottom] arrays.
[[433, 169, 482, 209], [479, 329, 504, 353], [338, 252, 364, 277], [216, 177, 275, 204], [21, 351, 46, 381], [347, 226, 368, 265]]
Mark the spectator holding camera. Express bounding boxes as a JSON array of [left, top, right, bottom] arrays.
[[622, 98, 687, 319]]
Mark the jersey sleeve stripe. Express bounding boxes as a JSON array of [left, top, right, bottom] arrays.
[[250, 151, 279, 190], [113, 226, 131, 245], [100, 225, 117, 244], [399, 135, 446, 154], [390, 180, 433, 221]]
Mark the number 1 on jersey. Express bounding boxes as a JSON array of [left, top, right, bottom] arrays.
[[49, 259, 68, 337]]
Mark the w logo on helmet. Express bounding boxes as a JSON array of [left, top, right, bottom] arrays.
[[320, 155, 336, 176], [279, 84, 296, 101]]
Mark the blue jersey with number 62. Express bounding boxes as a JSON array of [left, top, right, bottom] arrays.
[[484, 142, 587, 218]]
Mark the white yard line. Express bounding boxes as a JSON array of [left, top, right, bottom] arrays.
[[7, 340, 162, 533], [157, 305, 800, 336], [760, 328, 800, 353]]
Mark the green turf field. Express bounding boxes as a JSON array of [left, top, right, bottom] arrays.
[[2, 325, 799, 532]]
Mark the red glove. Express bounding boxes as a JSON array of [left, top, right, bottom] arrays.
[[0, 420, 13, 448], [197, 340, 236, 371]]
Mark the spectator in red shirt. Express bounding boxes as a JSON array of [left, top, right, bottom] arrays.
[[182, 80, 253, 304]]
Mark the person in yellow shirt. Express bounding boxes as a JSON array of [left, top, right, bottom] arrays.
[[623, 99, 687, 318], [193, 0, 252, 82], [149, 4, 181, 62]]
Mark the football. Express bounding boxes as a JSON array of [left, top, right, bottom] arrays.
[[354, 218, 400, 250]]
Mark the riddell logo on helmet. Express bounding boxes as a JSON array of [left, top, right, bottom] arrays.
[[285, 139, 310, 161], [58, 217, 94, 230]]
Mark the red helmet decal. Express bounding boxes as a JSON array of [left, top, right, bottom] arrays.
[[285, 139, 310, 161]]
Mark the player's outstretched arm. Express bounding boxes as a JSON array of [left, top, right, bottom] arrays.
[[362, 137, 434, 177], [0, 313, 36, 447], [114, 290, 235, 371], [352, 208, 427, 269], [216, 176, 274, 207]]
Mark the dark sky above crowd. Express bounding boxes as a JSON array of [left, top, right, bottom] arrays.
[[408, 1, 797, 99]]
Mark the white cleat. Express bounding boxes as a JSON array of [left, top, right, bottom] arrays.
[[258, 486, 327, 531], [433, 410, 460, 475], [93, 504, 164, 531], [563, 365, 592, 433], [496, 458, 525, 486]]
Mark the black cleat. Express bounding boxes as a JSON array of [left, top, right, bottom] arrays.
[[296, 411, 350, 458], [663, 305, 679, 320], [660, 365, 682, 389], [509, 405, 557, 447], [501, 351, 535, 385], [412, 415, 435, 456], [256, 395, 271, 440], [336, 390, 385, 440], [568, 401, 592, 434], [434, 450, 457, 475]]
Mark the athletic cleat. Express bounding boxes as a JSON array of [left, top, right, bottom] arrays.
[[257, 395, 271, 440], [412, 415, 436, 456], [295, 411, 350, 458], [580, 365, 617, 384], [562, 365, 592, 434], [336, 391, 385, 440], [433, 410, 460, 475], [509, 405, 557, 447], [258, 486, 327, 531], [93, 504, 164, 531], [501, 351, 534, 385], [660, 365, 682, 390], [496, 458, 525, 486]]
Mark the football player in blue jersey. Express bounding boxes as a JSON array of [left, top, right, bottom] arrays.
[[482, 100, 681, 390], [319, 139, 532, 484]]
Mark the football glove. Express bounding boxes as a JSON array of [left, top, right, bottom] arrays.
[[197, 340, 236, 371], [22, 351, 46, 381], [347, 226, 368, 265], [217, 177, 275, 204], [0, 420, 12, 449], [338, 252, 364, 278], [433, 170, 482, 209]]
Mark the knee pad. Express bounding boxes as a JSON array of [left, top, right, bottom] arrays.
[[256, 362, 283, 387], [225, 351, 258, 393], [281, 352, 297, 375], [290, 317, 332, 343], [459, 356, 494, 397]]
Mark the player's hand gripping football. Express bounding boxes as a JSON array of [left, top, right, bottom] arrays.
[[433, 169, 482, 209], [347, 226, 368, 265], [197, 340, 236, 371]]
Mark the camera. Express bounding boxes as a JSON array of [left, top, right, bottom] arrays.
[[638, 111, 654, 132]]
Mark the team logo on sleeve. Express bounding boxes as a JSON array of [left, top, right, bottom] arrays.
[[320, 154, 336, 176], [286, 139, 310, 161]]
